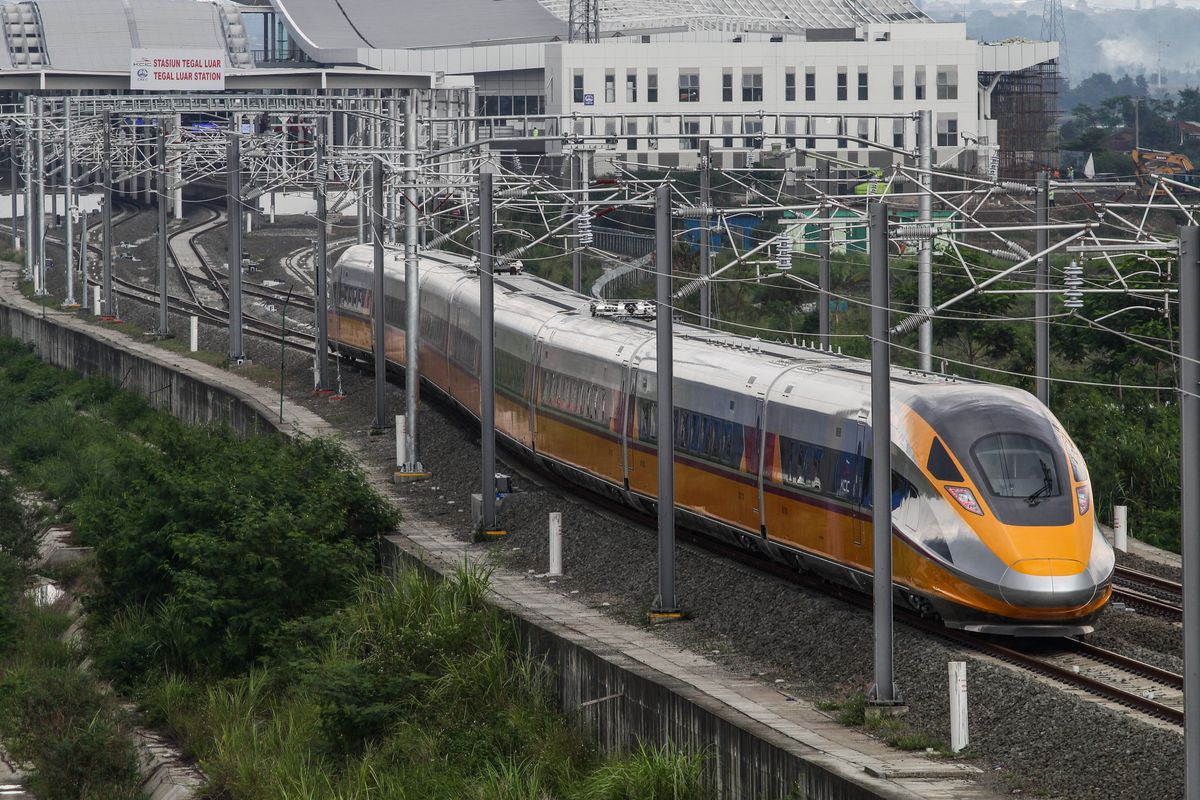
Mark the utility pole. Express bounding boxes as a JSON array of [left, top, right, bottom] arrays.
[[63, 101, 77, 308], [156, 127, 170, 335], [1036, 171, 1050, 406], [80, 209, 89, 306], [818, 159, 831, 349], [371, 157, 388, 430], [699, 139, 712, 327], [102, 112, 114, 317], [35, 96, 45, 295], [479, 170, 500, 533], [226, 132, 245, 363], [917, 110, 933, 372], [314, 134, 331, 391], [22, 96, 32, 281], [650, 182, 680, 620], [402, 96, 426, 474], [868, 200, 897, 707], [1179, 225, 1199, 800], [571, 152, 582, 294]]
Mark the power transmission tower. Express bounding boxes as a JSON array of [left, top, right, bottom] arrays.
[[1041, 0, 1069, 88], [568, 0, 600, 43]]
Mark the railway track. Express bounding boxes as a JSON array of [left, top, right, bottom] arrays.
[[1112, 565, 1183, 620]]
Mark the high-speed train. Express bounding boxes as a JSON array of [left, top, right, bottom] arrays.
[[330, 245, 1114, 636]]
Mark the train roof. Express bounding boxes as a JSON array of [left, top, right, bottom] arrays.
[[334, 244, 1000, 404]]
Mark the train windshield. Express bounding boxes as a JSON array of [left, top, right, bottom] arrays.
[[972, 433, 1061, 500]]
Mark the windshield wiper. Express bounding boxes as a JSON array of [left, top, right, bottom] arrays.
[[1026, 459, 1053, 506]]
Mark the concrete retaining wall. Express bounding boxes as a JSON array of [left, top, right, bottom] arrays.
[[0, 305, 275, 438]]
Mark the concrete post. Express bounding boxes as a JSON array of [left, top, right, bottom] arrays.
[[395, 415, 408, 468], [651, 183, 679, 618], [948, 661, 968, 753], [403, 97, 424, 472], [189, 315, 199, 352], [156, 128, 170, 336], [1178, 224, 1199, 800], [314, 135, 331, 391], [917, 110, 933, 372], [818, 159, 831, 349], [102, 112, 114, 316], [479, 170, 499, 533], [699, 139, 712, 327], [1113, 505, 1129, 552], [548, 512, 563, 576], [371, 157, 388, 429], [226, 133, 245, 362], [869, 201, 897, 705], [92, 285, 100, 316], [1036, 171, 1050, 407]]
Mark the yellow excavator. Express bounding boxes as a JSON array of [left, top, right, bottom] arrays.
[[1131, 148, 1198, 196]]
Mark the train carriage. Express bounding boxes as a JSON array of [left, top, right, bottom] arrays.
[[331, 245, 1114, 635]]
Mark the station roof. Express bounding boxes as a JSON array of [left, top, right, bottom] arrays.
[[270, 0, 929, 56], [0, 0, 239, 72]]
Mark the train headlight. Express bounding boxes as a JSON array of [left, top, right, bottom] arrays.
[[1076, 486, 1091, 516], [946, 485, 984, 516]]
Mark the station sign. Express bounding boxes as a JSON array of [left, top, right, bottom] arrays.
[[130, 49, 226, 91]]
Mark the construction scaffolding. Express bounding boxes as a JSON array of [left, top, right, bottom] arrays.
[[988, 61, 1060, 180]]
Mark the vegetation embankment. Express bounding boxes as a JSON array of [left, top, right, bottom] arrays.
[[0, 338, 710, 800]]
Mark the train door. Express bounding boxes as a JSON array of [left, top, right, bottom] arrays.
[[852, 406, 870, 549]]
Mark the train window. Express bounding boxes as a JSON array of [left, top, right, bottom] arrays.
[[723, 422, 737, 464], [804, 447, 823, 490], [862, 469, 917, 510], [927, 437, 963, 482], [638, 399, 657, 442], [972, 433, 1061, 499]]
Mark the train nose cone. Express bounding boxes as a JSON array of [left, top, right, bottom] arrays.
[[998, 559, 1098, 610]]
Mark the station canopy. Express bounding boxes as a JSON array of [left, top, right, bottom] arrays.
[[270, 0, 930, 51]]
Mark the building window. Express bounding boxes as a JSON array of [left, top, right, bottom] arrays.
[[893, 118, 905, 149], [857, 68, 868, 101], [936, 66, 958, 100], [742, 69, 763, 102], [679, 70, 700, 102], [648, 69, 658, 102], [722, 69, 733, 102], [784, 116, 796, 148], [722, 117, 734, 149], [681, 118, 700, 150], [605, 70, 616, 103], [626, 70, 637, 102], [573, 70, 584, 104], [857, 118, 869, 148], [837, 118, 847, 149], [915, 67, 926, 101], [785, 68, 796, 101], [626, 119, 637, 149], [893, 67, 903, 100], [805, 67, 816, 101], [937, 115, 958, 146], [836, 68, 847, 101], [744, 117, 763, 149]]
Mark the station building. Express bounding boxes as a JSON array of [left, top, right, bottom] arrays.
[[0, 0, 1060, 177]]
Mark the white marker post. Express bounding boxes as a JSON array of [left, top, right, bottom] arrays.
[[548, 512, 563, 576], [92, 285, 101, 316], [393, 415, 409, 483], [948, 661, 969, 753], [189, 315, 199, 352], [1113, 505, 1128, 552]]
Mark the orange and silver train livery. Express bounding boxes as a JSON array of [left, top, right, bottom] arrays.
[[331, 245, 1115, 636]]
